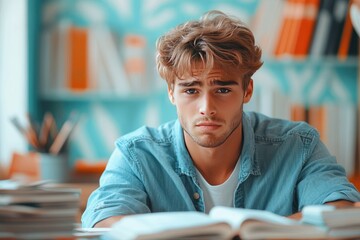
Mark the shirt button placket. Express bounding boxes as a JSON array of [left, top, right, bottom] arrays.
[[193, 192, 200, 200]]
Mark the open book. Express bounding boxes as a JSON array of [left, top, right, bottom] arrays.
[[105, 206, 347, 240]]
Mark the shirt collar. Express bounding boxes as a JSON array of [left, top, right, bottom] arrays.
[[174, 120, 198, 177], [240, 112, 261, 180]]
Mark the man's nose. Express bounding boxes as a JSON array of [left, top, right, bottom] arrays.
[[199, 93, 216, 116]]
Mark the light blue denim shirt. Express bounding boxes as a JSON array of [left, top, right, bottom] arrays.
[[82, 112, 360, 227]]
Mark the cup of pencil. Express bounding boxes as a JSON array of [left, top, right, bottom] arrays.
[[10, 111, 79, 183]]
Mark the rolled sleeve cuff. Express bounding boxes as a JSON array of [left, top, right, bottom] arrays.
[[322, 190, 360, 204], [82, 201, 150, 228]]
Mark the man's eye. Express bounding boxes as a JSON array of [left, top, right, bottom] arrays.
[[217, 88, 230, 93], [185, 89, 197, 94]]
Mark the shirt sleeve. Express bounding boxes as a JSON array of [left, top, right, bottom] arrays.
[[81, 145, 150, 228], [296, 137, 360, 211]]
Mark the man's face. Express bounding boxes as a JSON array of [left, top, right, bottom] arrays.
[[168, 65, 253, 148]]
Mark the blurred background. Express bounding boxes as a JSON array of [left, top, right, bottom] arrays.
[[0, 0, 359, 185]]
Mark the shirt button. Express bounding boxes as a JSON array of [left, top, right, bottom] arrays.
[[193, 192, 200, 200]]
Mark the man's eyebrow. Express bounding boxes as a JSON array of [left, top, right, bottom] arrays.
[[177, 80, 202, 87], [211, 80, 239, 86], [177, 79, 239, 87]]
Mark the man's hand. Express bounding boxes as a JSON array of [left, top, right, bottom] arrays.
[[325, 200, 356, 208], [94, 216, 125, 228]]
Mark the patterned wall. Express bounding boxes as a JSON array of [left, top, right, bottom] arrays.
[[39, 0, 358, 164]]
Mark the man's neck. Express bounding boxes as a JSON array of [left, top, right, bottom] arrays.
[[185, 126, 243, 185]]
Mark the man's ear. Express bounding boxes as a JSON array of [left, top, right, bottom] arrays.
[[243, 79, 253, 103], [168, 85, 175, 105]]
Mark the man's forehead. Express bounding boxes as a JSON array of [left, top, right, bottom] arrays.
[[190, 68, 223, 78], [181, 66, 241, 81]]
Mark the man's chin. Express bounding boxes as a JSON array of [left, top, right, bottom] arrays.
[[193, 136, 225, 148]]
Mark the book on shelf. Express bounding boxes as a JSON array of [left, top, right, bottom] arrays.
[[253, 0, 354, 58], [251, 0, 284, 56], [54, 21, 70, 92], [290, 103, 307, 122], [274, 0, 297, 56], [68, 26, 90, 91], [324, 103, 357, 175], [338, 0, 354, 59], [123, 34, 148, 94], [347, 25, 359, 56], [307, 105, 327, 141], [323, 0, 349, 55], [282, 0, 306, 56], [94, 27, 131, 95], [40, 23, 133, 95], [293, 0, 321, 57], [309, 0, 335, 56], [103, 206, 360, 240]]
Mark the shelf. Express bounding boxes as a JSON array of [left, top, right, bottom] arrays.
[[40, 58, 358, 104], [262, 56, 359, 65], [40, 90, 159, 102]]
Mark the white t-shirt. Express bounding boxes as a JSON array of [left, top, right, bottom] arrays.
[[196, 160, 241, 213]]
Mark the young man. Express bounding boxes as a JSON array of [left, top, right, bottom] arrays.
[[82, 10, 360, 228]]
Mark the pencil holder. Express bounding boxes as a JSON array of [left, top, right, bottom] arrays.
[[39, 153, 69, 183]]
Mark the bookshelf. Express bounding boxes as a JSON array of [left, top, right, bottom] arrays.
[[28, 0, 359, 177]]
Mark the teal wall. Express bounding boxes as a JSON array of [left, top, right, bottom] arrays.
[[29, 0, 261, 164], [28, 0, 358, 165]]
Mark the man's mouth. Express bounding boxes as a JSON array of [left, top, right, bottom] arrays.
[[195, 122, 222, 130]]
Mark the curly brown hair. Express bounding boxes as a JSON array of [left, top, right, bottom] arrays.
[[156, 10, 263, 90]]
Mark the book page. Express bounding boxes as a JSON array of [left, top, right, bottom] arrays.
[[209, 206, 298, 229], [107, 211, 231, 240], [209, 207, 327, 239], [239, 221, 327, 239]]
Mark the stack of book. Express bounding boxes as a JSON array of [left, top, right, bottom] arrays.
[[0, 180, 80, 239]]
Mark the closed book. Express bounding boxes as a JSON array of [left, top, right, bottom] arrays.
[[293, 0, 321, 57], [68, 26, 90, 91], [0, 180, 80, 239], [252, 0, 285, 56], [324, 0, 349, 55], [95, 27, 131, 95], [348, 28, 359, 56], [307, 105, 326, 142], [309, 0, 335, 56], [274, 0, 298, 57], [290, 104, 307, 122], [338, 0, 354, 59], [302, 205, 360, 228]]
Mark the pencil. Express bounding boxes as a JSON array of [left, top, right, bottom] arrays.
[[10, 116, 40, 149], [49, 112, 78, 155], [39, 112, 52, 150]]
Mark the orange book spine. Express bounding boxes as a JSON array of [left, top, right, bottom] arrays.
[[290, 104, 307, 122], [284, 0, 306, 55], [274, 0, 297, 56], [293, 0, 321, 57], [68, 27, 89, 91], [308, 105, 327, 141]]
